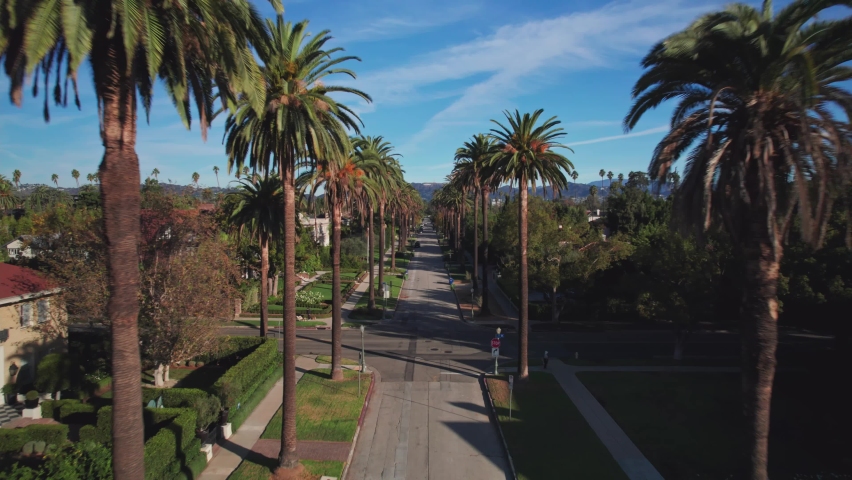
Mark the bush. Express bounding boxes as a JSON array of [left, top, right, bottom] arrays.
[[143, 408, 197, 480], [35, 353, 71, 395], [58, 401, 97, 424], [141, 388, 208, 409], [191, 336, 264, 365], [214, 339, 278, 411], [228, 362, 282, 431], [33, 441, 46, 455], [0, 424, 69, 454], [187, 361, 196, 368], [195, 361, 204, 368], [192, 395, 221, 430], [22, 441, 34, 455], [25, 390, 39, 402], [78, 425, 99, 443], [38, 441, 112, 479], [40, 399, 79, 420]]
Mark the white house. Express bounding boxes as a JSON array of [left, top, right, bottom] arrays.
[[3, 237, 34, 260], [299, 214, 330, 247]]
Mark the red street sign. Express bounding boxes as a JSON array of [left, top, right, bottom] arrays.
[[491, 338, 501, 348]]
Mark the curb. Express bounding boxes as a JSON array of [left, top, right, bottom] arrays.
[[342, 368, 379, 480], [481, 374, 518, 480]]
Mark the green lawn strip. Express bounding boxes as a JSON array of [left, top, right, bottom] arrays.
[[302, 281, 349, 302], [314, 355, 359, 365], [354, 275, 403, 311], [228, 458, 343, 480], [576, 371, 851, 478], [343, 320, 378, 327], [486, 372, 627, 480], [261, 369, 371, 442], [232, 320, 325, 328]]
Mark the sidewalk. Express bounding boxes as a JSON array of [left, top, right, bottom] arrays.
[[199, 356, 321, 480], [548, 359, 664, 480], [343, 245, 394, 322]]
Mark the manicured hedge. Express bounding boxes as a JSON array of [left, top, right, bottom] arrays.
[[0, 424, 69, 454], [59, 401, 97, 424], [78, 425, 99, 443], [142, 387, 209, 408], [143, 408, 197, 480], [214, 338, 278, 411], [40, 399, 79, 420], [228, 362, 282, 431], [190, 337, 264, 365]]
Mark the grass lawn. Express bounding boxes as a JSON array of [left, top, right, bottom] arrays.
[[486, 373, 627, 480], [314, 355, 359, 365], [261, 369, 371, 442], [228, 458, 343, 480], [233, 319, 326, 328], [354, 275, 403, 312], [302, 281, 349, 302], [142, 365, 226, 390], [577, 371, 852, 479]]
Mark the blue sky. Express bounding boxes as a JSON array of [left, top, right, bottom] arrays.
[[0, 0, 800, 187]]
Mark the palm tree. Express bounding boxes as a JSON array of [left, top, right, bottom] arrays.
[[12, 170, 21, 189], [71, 169, 80, 187], [223, 17, 370, 471], [299, 150, 379, 380], [0, 176, 17, 211], [225, 177, 283, 338], [51, 174, 59, 188], [191, 172, 200, 189], [486, 109, 573, 381], [625, 2, 852, 477], [213, 166, 221, 188], [86, 173, 95, 184], [598, 169, 605, 190], [571, 171, 579, 199], [0, 0, 273, 476], [151, 168, 160, 181], [589, 185, 598, 203], [607, 171, 613, 188], [618, 173, 624, 184]]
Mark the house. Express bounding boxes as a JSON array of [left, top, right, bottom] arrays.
[[299, 214, 330, 247], [3, 237, 34, 260], [0, 263, 65, 403], [587, 209, 602, 222]]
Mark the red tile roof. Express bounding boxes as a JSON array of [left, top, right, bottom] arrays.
[[0, 263, 53, 300]]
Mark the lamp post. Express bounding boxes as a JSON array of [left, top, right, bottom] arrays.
[[359, 325, 366, 397], [494, 327, 501, 375]]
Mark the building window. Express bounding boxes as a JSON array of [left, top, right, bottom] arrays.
[[20, 303, 33, 327], [37, 299, 50, 324], [9, 248, 19, 257]]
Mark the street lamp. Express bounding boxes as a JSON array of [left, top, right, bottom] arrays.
[[494, 328, 502, 375], [359, 325, 366, 397]]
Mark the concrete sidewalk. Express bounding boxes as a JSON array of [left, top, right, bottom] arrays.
[[548, 359, 664, 480], [344, 245, 395, 322], [199, 356, 320, 480]]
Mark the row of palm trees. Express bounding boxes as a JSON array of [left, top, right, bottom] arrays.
[[0, 1, 398, 476], [433, 2, 852, 478], [4, 170, 100, 190]]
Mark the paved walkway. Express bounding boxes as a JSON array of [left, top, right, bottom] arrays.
[[344, 245, 395, 322], [199, 356, 320, 480]]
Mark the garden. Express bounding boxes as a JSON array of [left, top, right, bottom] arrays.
[[350, 273, 404, 320], [0, 336, 281, 479]]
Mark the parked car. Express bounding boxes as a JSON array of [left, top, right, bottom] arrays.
[[414, 241, 421, 248]]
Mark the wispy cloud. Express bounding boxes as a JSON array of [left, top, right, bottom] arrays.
[[336, 2, 483, 43], [348, 0, 715, 153], [566, 120, 623, 128], [566, 125, 669, 147]]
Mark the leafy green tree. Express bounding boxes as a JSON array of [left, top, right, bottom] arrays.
[[486, 109, 574, 380], [624, 1, 852, 476]]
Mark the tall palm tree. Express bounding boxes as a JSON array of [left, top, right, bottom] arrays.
[[51, 174, 59, 188], [299, 150, 379, 380], [625, 2, 852, 477], [71, 169, 80, 187], [192, 172, 200, 189], [213, 166, 221, 188], [0, 176, 17, 211], [598, 169, 605, 190], [607, 171, 613, 188], [486, 109, 574, 381], [0, 0, 274, 476], [86, 173, 95, 184], [571, 171, 579, 199], [223, 17, 369, 470], [151, 168, 160, 181], [12, 170, 21, 189], [226, 177, 284, 337]]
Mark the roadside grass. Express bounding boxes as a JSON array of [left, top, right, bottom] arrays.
[[577, 371, 852, 478], [232, 320, 326, 329], [354, 275, 403, 312], [486, 372, 627, 480], [314, 355, 359, 366], [228, 458, 343, 480], [261, 369, 371, 442], [302, 281, 349, 302], [343, 320, 378, 327]]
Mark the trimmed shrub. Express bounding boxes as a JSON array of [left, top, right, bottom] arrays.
[[25, 390, 39, 402], [143, 408, 197, 480], [59, 401, 97, 424], [93, 407, 112, 444], [191, 337, 264, 365], [22, 441, 35, 455], [40, 399, 79, 420], [196, 361, 204, 368], [142, 388, 209, 408], [0, 424, 69, 454], [187, 361, 196, 368], [192, 395, 221, 430], [35, 353, 72, 396], [228, 362, 281, 431], [78, 425, 99, 443], [33, 441, 46, 454], [214, 338, 278, 411]]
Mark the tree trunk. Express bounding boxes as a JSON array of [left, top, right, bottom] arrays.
[[455, 210, 461, 253], [278, 156, 299, 469], [481, 187, 491, 316], [473, 190, 479, 291], [331, 197, 344, 381], [518, 179, 529, 380], [740, 223, 781, 480], [673, 328, 688, 361], [390, 212, 397, 271], [164, 364, 170, 383], [367, 206, 376, 311], [154, 364, 164, 387], [273, 274, 279, 298], [96, 39, 145, 478], [378, 201, 386, 298], [260, 232, 270, 338]]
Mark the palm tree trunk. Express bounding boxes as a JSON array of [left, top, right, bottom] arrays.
[[97, 39, 145, 480], [331, 196, 344, 381], [378, 201, 386, 297], [741, 222, 781, 480], [518, 178, 530, 380], [473, 189, 479, 290], [367, 205, 376, 311], [260, 232, 270, 338], [390, 212, 397, 270], [481, 187, 491, 316], [456, 210, 462, 254], [278, 156, 299, 469]]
